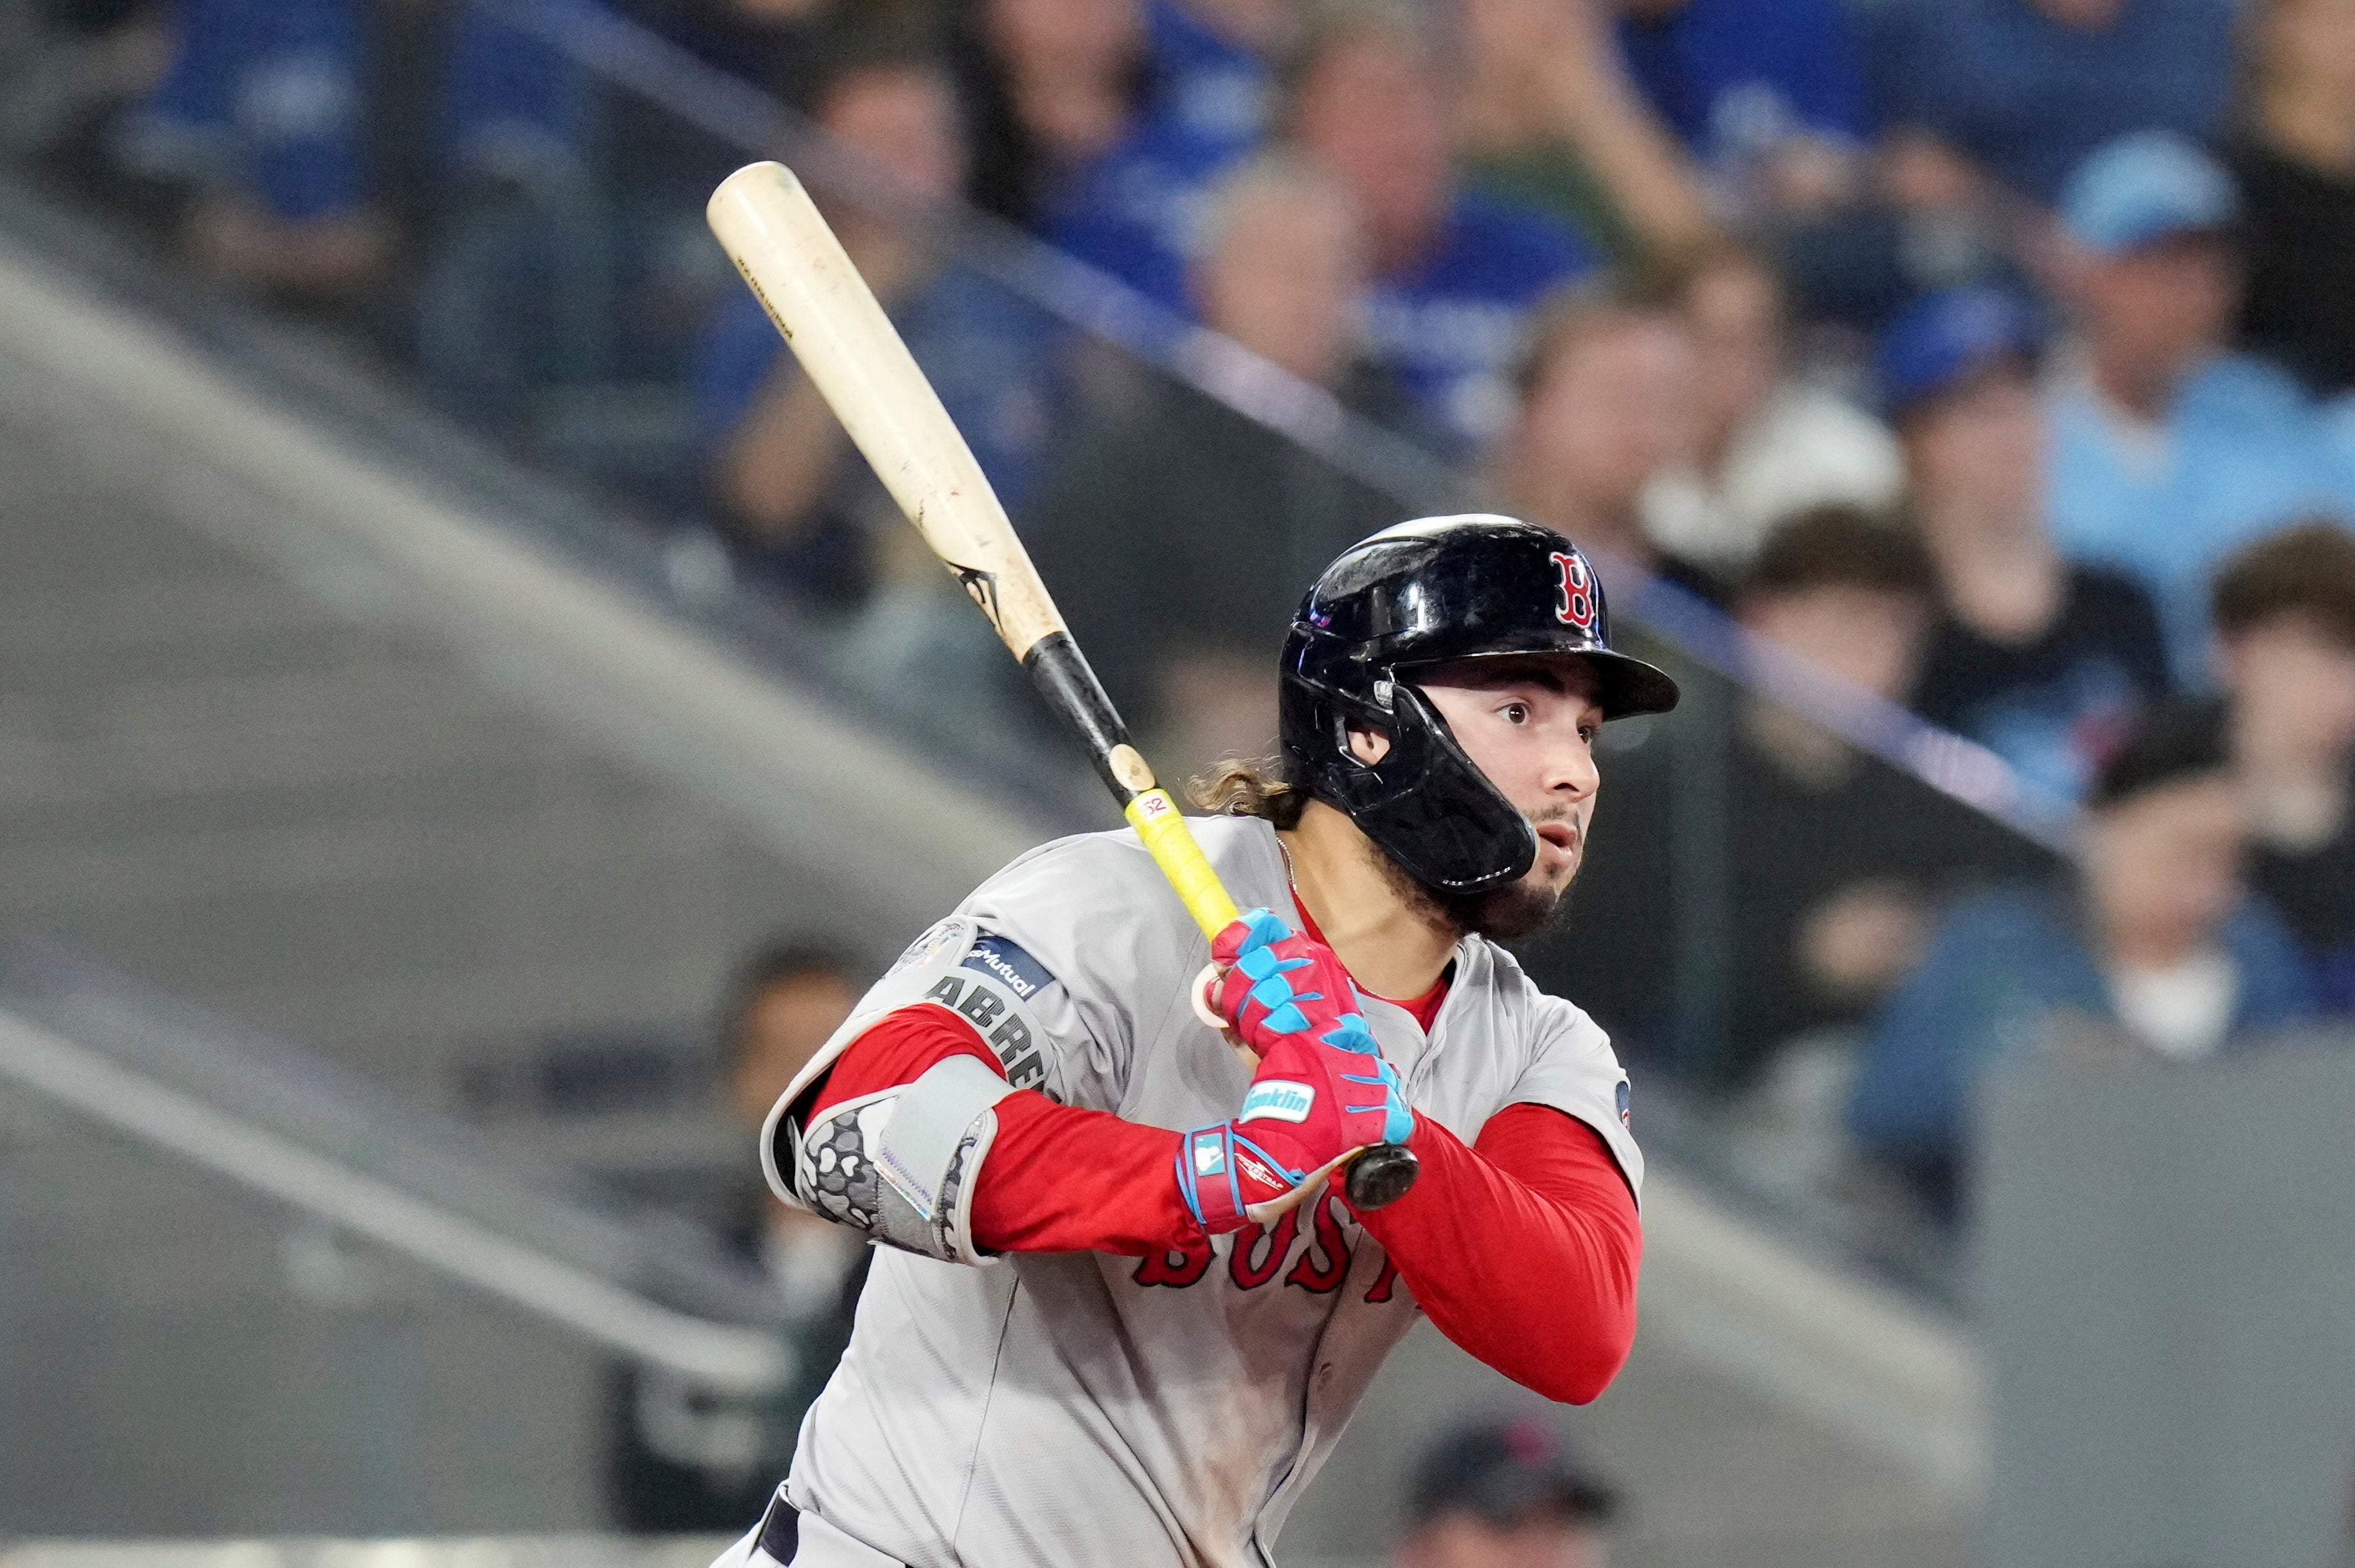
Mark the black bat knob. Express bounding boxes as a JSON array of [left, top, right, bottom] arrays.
[[1346, 1143, 1420, 1210]]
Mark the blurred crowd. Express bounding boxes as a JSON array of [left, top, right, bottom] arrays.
[[18, 0, 2355, 1251]]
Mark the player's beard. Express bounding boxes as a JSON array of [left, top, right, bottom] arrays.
[[1376, 812, 1579, 943]]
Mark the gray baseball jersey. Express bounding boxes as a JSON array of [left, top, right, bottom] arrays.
[[757, 814, 1640, 1568]]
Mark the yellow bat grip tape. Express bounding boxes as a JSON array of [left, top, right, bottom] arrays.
[[1124, 790, 1241, 941]]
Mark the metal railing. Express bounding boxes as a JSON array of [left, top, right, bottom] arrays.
[[0, 941, 788, 1397]]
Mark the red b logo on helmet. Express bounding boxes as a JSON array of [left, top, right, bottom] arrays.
[[1551, 550, 1597, 632]]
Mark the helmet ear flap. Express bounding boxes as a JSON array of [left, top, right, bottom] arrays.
[[1312, 682, 1537, 895], [1316, 683, 1397, 815]]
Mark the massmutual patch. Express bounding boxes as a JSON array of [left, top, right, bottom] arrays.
[[962, 932, 1054, 1001]]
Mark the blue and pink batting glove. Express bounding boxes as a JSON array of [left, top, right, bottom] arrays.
[[1177, 909, 1416, 1233]]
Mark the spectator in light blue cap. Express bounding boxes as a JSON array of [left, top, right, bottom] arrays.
[[2060, 127, 2239, 256], [2044, 132, 2352, 683]]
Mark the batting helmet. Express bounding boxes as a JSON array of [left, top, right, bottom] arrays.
[[1278, 515, 1679, 895]]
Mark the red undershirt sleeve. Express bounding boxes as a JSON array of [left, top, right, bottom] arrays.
[[805, 1006, 1195, 1256], [804, 1011, 1643, 1402], [1355, 1103, 1642, 1405]]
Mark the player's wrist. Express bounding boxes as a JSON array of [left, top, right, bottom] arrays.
[[1176, 1123, 1292, 1233]]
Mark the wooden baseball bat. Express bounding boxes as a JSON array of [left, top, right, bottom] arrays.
[[707, 161, 1417, 1213]]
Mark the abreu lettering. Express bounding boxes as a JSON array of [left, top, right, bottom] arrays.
[[920, 974, 1048, 1092]]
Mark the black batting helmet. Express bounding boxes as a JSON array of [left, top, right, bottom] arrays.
[[1278, 515, 1679, 895]]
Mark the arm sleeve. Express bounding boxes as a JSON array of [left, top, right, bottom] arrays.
[[1356, 1103, 1641, 1405], [809, 1006, 1195, 1256]]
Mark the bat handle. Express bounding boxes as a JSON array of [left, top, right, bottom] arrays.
[[1345, 1144, 1420, 1211]]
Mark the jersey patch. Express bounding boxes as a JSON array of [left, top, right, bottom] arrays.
[[896, 918, 969, 969], [962, 932, 1055, 1002]]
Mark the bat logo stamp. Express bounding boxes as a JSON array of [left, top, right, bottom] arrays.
[[954, 565, 1003, 631]]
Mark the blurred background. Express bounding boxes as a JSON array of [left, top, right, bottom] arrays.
[[1, 0, 2353, 1563]]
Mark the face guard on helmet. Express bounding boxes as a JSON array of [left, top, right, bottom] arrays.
[[1278, 515, 1679, 895]]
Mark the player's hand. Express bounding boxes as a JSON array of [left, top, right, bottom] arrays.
[[1177, 909, 1417, 1233]]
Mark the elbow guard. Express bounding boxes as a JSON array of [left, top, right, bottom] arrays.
[[787, 1054, 1016, 1266]]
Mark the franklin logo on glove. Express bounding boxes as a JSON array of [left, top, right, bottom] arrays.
[[1238, 1082, 1316, 1124]]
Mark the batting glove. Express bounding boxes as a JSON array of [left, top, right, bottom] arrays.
[[1177, 909, 1416, 1233]]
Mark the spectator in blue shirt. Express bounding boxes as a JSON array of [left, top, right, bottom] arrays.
[[1615, 0, 1870, 223], [2044, 133, 2350, 681], [440, 0, 591, 193], [697, 39, 1056, 610], [1849, 701, 2317, 1219], [1144, 0, 1280, 150], [1044, 0, 1284, 310], [1863, 0, 2237, 211], [957, 0, 1151, 230], [113, 0, 387, 299], [1283, 0, 1598, 454]]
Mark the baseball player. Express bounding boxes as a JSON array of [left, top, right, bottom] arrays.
[[715, 515, 1676, 1568]]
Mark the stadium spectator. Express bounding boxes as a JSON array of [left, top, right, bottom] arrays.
[[1046, 0, 1288, 309], [1395, 1417, 1618, 1568], [1640, 244, 1903, 586], [652, 0, 845, 108], [1493, 276, 1698, 584], [958, 0, 1150, 229], [2212, 524, 2355, 968], [416, 2, 907, 463], [695, 38, 1054, 610], [411, 1, 610, 437], [1862, 0, 2238, 211], [1537, 507, 2046, 1087], [112, 0, 389, 301], [1147, 0, 1289, 145], [1453, 0, 1712, 263], [608, 942, 870, 1536], [1024, 151, 1408, 771], [1613, 0, 1871, 225], [1713, 510, 1953, 1073], [1849, 702, 2317, 1220], [2044, 132, 2349, 679], [2232, 0, 2355, 399], [1284, 0, 1597, 453], [1889, 288, 2172, 804]]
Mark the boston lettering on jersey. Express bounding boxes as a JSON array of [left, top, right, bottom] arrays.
[[1133, 1189, 1390, 1303]]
